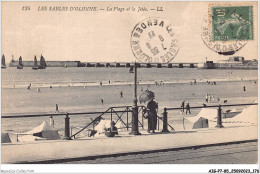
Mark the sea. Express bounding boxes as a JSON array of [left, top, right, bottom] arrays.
[[1, 67, 258, 89], [1, 67, 258, 134]]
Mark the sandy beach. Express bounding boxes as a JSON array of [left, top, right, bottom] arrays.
[[2, 77, 257, 134]]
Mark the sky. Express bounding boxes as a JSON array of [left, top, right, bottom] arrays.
[[2, 1, 258, 63]]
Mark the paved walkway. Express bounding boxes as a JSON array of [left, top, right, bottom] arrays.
[[1, 125, 258, 164]]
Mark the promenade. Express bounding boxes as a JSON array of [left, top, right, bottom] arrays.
[[1, 124, 257, 164]]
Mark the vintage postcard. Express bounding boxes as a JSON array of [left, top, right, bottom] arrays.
[[1, 1, 258, 173]]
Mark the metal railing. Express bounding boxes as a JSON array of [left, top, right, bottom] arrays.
[[162, 103, 258, 131], [3, 103, 254, 140], [2, 105, 147, 140], [69, 105, 147, 139], [165, 103, 258, 111]]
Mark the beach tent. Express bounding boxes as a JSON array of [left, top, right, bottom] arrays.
[[192, 117, 209, 129], [186, 108, 218, 123], [222, 108, 241, 118], [223, 105, 258, 124], [196, 108, 218, 121], [1, 132, 11, 143], [23, 121, 60, 140], [185, 108, 218, 129]]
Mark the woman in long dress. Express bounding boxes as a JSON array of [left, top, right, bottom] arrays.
[[147, 99, 158, 133]]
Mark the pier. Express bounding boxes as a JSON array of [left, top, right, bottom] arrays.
[[84, 62, 198, 68], [8, 60, 198, 68]]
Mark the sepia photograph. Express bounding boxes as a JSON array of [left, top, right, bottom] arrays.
[[1, 1, 259, 173]]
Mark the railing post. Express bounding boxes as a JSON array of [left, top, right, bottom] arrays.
[[63, 113, 71, 140], [158, 116, 160, 131], [215, 105, 224, 128], [142, 107, 144, 129], [111, 108, 113, 122], [162, 108, 170, 132], [127, 107, 129, 130]]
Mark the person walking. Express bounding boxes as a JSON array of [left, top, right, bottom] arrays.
[[101, 99, 104, 105], [205, 93, 208, 103], [120, 91, 123, 98], [55, 104, 59, 113], [181, 101, 185, 112], [243, 86, 246, 91], [186, 103, 191, 114], [27, 83, 31, 90], [208, 94, 211, 103], [147, 98, 158, 133]]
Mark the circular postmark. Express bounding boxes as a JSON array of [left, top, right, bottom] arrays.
[[201, 4, 250, 55], [130, 18, 179, 63]]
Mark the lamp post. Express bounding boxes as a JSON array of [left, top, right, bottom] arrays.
[[130, 62, 141, 135]]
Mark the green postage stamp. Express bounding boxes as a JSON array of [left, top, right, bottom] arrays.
[[212, 6, 253, 41]]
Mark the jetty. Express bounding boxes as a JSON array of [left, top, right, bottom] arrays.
[[84, 62, 197, 68], [9, 61, 198, 68]]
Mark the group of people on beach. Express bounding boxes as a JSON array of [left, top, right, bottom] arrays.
[[27, 83, 42, 92], [155, 81, 165, 86], [99, 81, 112, 86], [181, 101, 191, 114], [205, 93, 220, 103], [206, 81, 217, 85], [190, 79, 196, 85]]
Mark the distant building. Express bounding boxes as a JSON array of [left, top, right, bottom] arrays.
[[198, 56, 258, 70], [217, 56, 245, 64]]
